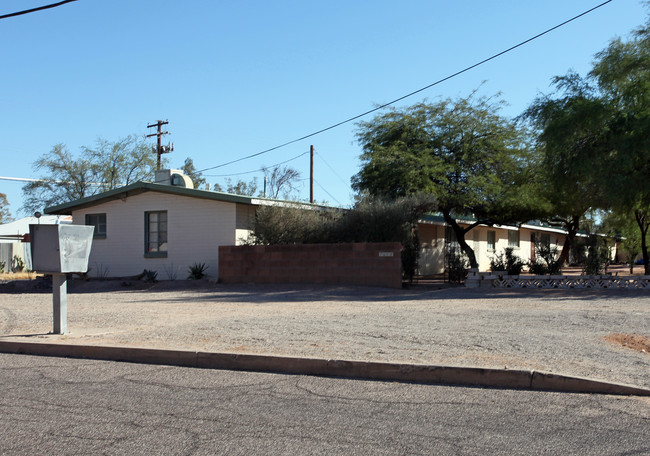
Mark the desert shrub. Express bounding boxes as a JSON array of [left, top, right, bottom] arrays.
[[528, 260, 548, 275], [490, 247, 525, 275], [447, 248, 469, 283], [143, 269, 158, 283], [11, 255, 24, 273], [582, 236, 611, 275], [188, 262, 208, 280], [529, 243, 561, 275], [163, 263, 179, 280]]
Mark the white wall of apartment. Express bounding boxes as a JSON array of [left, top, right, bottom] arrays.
[[417, 222, 567, 274], [417, 223, 445, 276], [71, 192, 241, 279]]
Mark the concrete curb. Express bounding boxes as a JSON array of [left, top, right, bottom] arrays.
[[1, 341, 648, 396]]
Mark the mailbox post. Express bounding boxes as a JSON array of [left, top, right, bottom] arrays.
[[29, 224, 94, 335]]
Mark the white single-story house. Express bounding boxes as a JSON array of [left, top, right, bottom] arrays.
[[44, 169, 324, 279]]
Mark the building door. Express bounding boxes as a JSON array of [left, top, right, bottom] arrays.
[[530, 232, 536, 261]]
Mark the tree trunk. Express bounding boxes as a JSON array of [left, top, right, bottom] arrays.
[[442, 211, 478, 269], [557, 215, 580, 266], [634, 210, 650, 275]]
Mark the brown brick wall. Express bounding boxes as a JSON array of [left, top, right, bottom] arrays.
[[218, 242, 402, 288]]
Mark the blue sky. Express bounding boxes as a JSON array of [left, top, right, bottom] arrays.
[[0, 0, 647, 217]]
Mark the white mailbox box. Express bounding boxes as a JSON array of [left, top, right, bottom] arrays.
[[30, 224, 94, 274], [29, 224, 94, 334]]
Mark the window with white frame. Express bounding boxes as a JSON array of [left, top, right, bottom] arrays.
[[145, 211, 167, 257]]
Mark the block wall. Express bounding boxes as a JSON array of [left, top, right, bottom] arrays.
[[219, 242, 403, 289]]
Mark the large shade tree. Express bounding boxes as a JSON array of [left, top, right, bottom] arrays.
[[590, 15, 650, 273], [353, 93, 535, 268], [522, 73, 613, 266]]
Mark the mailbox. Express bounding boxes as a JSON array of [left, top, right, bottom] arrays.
[[29, 224, 94, 274]]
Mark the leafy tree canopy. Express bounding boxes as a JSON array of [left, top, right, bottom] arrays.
[[179, 157, 207, 189], [352, 92, 534, 267], [23, 135, 163, 213], [0, 193, 11, 223], [522, 73, 614, 264]]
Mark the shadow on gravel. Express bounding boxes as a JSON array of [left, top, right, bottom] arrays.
[[2, 279, 648, 303]]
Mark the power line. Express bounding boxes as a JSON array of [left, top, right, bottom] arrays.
[[0, 0, 79, 20], [202, 150, 309, 178], [315, 151, 350, 188], [195, 0, 613, 175], [313, 179, 342, 206], [0, 176, 103, 185]]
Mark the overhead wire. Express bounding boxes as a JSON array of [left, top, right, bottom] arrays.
[[315, 151, 351, 188], [313, 179, 342, 206], [202, 150, 309, 178], [194, 0, 613, 175], [0, 0, 79, 20]]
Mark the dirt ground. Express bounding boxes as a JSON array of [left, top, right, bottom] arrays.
[[605, 333, 650, 353], [1, 277, 649, 389]]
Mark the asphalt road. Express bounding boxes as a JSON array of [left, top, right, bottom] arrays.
[[1, 353, 648, 455]]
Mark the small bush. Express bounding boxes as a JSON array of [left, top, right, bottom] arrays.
[[529, 243, 561, 275], [0, 260, 5, 273], [93, 262, 110, 279], [528, 261, 548, 275], [163, 263, 179, 280], [582, 236, 611, 275], [11, 255, 24, 273], [188, 262, 208, 280], [143, 269, 158, 283], [490, 247, 525, 275], [447, 249, 469, 283]]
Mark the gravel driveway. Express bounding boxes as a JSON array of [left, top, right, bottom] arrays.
[[1, 279, 649, 389]]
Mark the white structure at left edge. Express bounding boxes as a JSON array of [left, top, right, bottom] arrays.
[[0, 215, 72, 271]]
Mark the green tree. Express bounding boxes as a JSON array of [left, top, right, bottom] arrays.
[[179, 157, 207, 189], [590, 15, 650, 273], [0, 193, 11, 223], [601, 210, 644, 274], [23, 136, 160, 213], [523, 73, 613, 265], [214, 177, 259, 196], [352, 93, 534, 268], [83, 135, 158, 191]]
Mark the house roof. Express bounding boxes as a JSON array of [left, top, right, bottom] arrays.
[[418, 213, 571, 235], [44, 181, 334, 215]]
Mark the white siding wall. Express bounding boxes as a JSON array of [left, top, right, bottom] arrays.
[[417, 223, 444, 275], [71, 192, 239, 279], [416, 222, 568, 274], [235, 204, 255, 245]]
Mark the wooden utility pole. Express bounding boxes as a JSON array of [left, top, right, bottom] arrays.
[[146, 120, 170, 170], [310, 145, 314, 204]]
